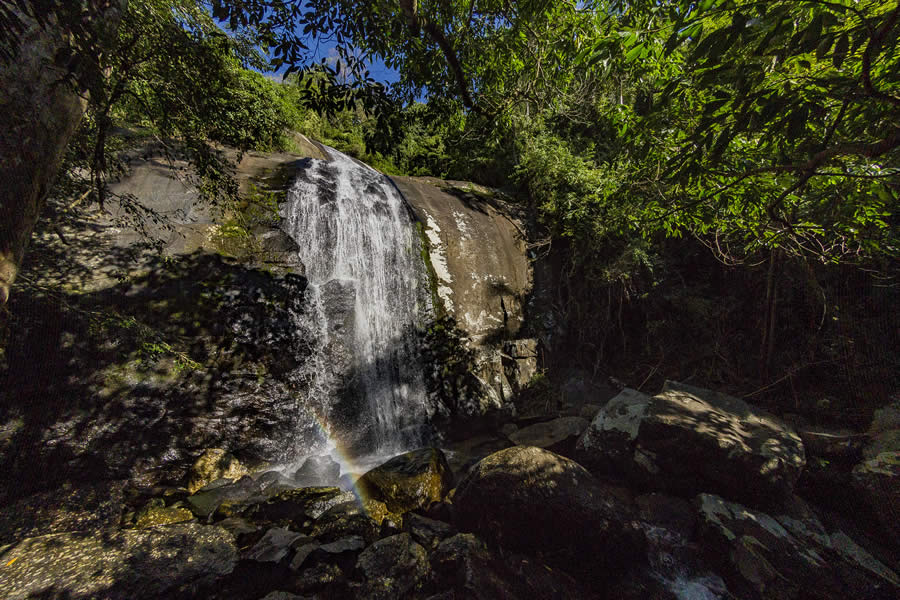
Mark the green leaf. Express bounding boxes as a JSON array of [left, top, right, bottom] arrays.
[[786, 105, 809, 141], [625, 44, 644, 63], [816, 34, 833, 60], [833, 32, 849, 69]]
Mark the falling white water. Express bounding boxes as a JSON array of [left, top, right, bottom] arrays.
[[283, 147, 430, 456]]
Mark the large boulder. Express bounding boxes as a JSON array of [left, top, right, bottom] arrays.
[[577, 382, 806, 505], [696, 493, 898, 600], [453, 446, 645, 578], [429, 532, 589, 600], [310, 501, 380, 544], [0, 523, 237, 599], [293, 454, 341, 487], [356, 448, 454, 514], [575, 387, 653, 473], [356, 532, 430, 599]]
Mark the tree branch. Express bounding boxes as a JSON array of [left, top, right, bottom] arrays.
[[399, 0, 476, 111], [861, 1, 900, 107]]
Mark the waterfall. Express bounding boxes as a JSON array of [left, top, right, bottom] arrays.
[[283, 147, 430, 457]]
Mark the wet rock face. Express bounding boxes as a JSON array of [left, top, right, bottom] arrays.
[[187, 476, 262, 521], [453, 446, 646, 578], [356, 447, 454, 514], [1, 523, 238, 600], [391, 176, 534, 422], [391, 177, 530, 344], [2, 253, 313, 500], [577, 382, 806, 506], [249, 486, 352, 525]]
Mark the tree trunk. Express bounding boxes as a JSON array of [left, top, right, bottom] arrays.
[[0, 2, 124, 305]]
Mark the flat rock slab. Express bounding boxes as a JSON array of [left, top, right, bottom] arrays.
[[0, 523, 237, 600], [508, 416, 589, 455]]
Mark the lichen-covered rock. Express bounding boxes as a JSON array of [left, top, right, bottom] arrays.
[[293, 562, 347, 596], [0, 523, 237, 599], [310, 501, 379, 544], [359, 498, 404, 528], [356, 448, 454, 514], [133, 499, 194, 529], [356, 533, 430, 600], [187, 449, 250, 494], [508, 416, 589, 457], [453, 446, 645, 578], [577, 382, 806, 505], [575, 387, 652, 472], [695, 493, 898, 600]]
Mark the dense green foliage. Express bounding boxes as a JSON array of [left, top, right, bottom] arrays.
[[5, 0, 897, 419]]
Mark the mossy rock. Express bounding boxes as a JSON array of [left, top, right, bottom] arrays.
[[187, 449, 249, 494], [361, 498, 404, 528], [311, 501, 379, 544], [356, 448, 454, 514], [134, 504, 194, 529]]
